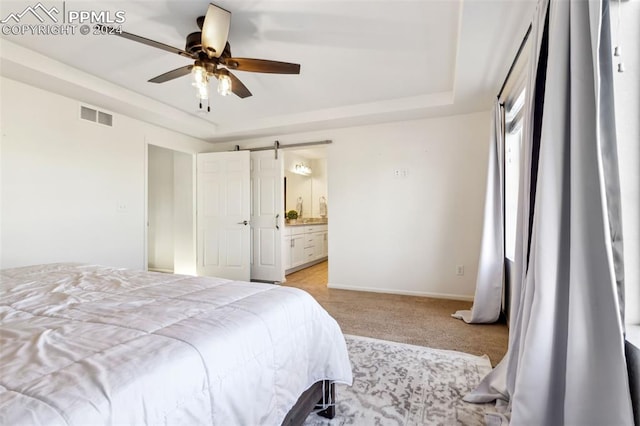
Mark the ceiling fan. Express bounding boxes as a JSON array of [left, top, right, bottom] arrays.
[[97, 3, 300, 111]]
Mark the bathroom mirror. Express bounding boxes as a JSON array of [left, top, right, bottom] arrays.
[[283, 148, 327, 219]]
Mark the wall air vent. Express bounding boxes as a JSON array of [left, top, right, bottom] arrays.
[[80, 105, 113, 127]]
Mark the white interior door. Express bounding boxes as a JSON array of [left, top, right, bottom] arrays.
[[250, 151, 284, 282], [197, 151, 250, 280]]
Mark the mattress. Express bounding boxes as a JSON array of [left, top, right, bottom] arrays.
[[0, 263, 353, 425]]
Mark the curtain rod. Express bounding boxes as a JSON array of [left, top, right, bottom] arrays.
[[497, 24, 532, 101], [234, 139, 332, 152]]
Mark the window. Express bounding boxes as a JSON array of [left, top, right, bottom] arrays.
[[504, 89, 526, 261]]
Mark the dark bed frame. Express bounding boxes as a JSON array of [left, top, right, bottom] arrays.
[[281, 380, 335, 425]]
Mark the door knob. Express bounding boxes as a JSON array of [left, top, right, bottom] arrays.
[[237, 220, 249, 225]]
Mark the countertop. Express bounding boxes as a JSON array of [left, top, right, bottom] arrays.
[[285, 219, 328, 227]]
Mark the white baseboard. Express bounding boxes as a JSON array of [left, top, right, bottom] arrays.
[[326, 282, 474, 302]]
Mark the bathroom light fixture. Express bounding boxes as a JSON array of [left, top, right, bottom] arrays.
[[293, 163, 312, 176]]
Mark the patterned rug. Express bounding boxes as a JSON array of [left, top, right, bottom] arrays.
[[304, 335, 493, 426]]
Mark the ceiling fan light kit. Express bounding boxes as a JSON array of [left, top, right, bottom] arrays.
[[97, 3, 301, 112], [191, 63, 210, 100], [216, 72, 233, 97]]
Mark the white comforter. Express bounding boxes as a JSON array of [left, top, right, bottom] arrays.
[[0, 263, 352, 425]]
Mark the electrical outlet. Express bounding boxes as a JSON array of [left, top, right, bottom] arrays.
[[117, 202, 128, 213], [456, 265, 464, 276]]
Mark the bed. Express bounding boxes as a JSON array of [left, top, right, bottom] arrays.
[[0, 263, 353, 425]]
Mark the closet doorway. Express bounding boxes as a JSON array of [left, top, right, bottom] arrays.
[[147, 144, 195, 274]]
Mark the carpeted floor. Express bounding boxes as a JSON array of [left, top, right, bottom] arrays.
[[283, 261, 508, 367], [304, 335, 493, 425]]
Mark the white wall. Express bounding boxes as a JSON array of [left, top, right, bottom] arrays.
[[310, 158, 328, 218], [327, 113, 489, 299], [214, 111, 491, 299], [611, 0, 639, 325], [0, 77, 212, 270]]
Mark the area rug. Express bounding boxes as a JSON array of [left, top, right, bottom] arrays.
[[304, 335, 493, 425]]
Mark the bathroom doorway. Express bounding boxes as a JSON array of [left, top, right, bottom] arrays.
[[282, 147, 329, 283]]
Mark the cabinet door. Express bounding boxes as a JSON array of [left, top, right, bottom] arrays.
[[282, 236, 292, 270], [312, 232, 324, 260], [322, 231, 329, 257], [291, 235, 305, 267]]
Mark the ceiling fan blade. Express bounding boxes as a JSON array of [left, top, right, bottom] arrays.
[[224, 58, 301, 74], [201, 4, 231, 59], [148, 65, 194, 83], [95, 25, 194, 59], [227, 71, 252, 98]]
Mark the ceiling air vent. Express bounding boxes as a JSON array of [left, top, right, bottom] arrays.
[[80, 105, 113, 127]]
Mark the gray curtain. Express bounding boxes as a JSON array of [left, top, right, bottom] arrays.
[[466, 0, 634, 424], [452, 101, 504, 323]]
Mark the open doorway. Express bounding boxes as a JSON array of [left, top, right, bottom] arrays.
[[282, 146, 329, 286], [147, 144, 195, 274]]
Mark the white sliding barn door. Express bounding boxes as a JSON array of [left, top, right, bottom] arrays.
[[197, 151, 251, 280], [250, 151, 284, 282]]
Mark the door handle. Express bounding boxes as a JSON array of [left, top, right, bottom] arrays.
[[275, 214, 280, 230], [237, 220, 249, 226]]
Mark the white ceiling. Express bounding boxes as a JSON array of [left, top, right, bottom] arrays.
[[0, 0, 536, 143]]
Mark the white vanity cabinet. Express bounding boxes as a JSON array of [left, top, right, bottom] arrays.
[[283, 223, 328, 276]]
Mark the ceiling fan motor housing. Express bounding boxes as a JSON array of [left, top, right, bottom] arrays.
[[186, 32, 204, 55]]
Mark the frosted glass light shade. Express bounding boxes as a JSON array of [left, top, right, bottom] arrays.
[[217, 74, 232, 96], [202, 3, 231, 59], [192, 65, 209, 99]]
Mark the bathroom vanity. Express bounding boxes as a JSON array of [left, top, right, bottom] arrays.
[[283, 222, 328, 275]]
